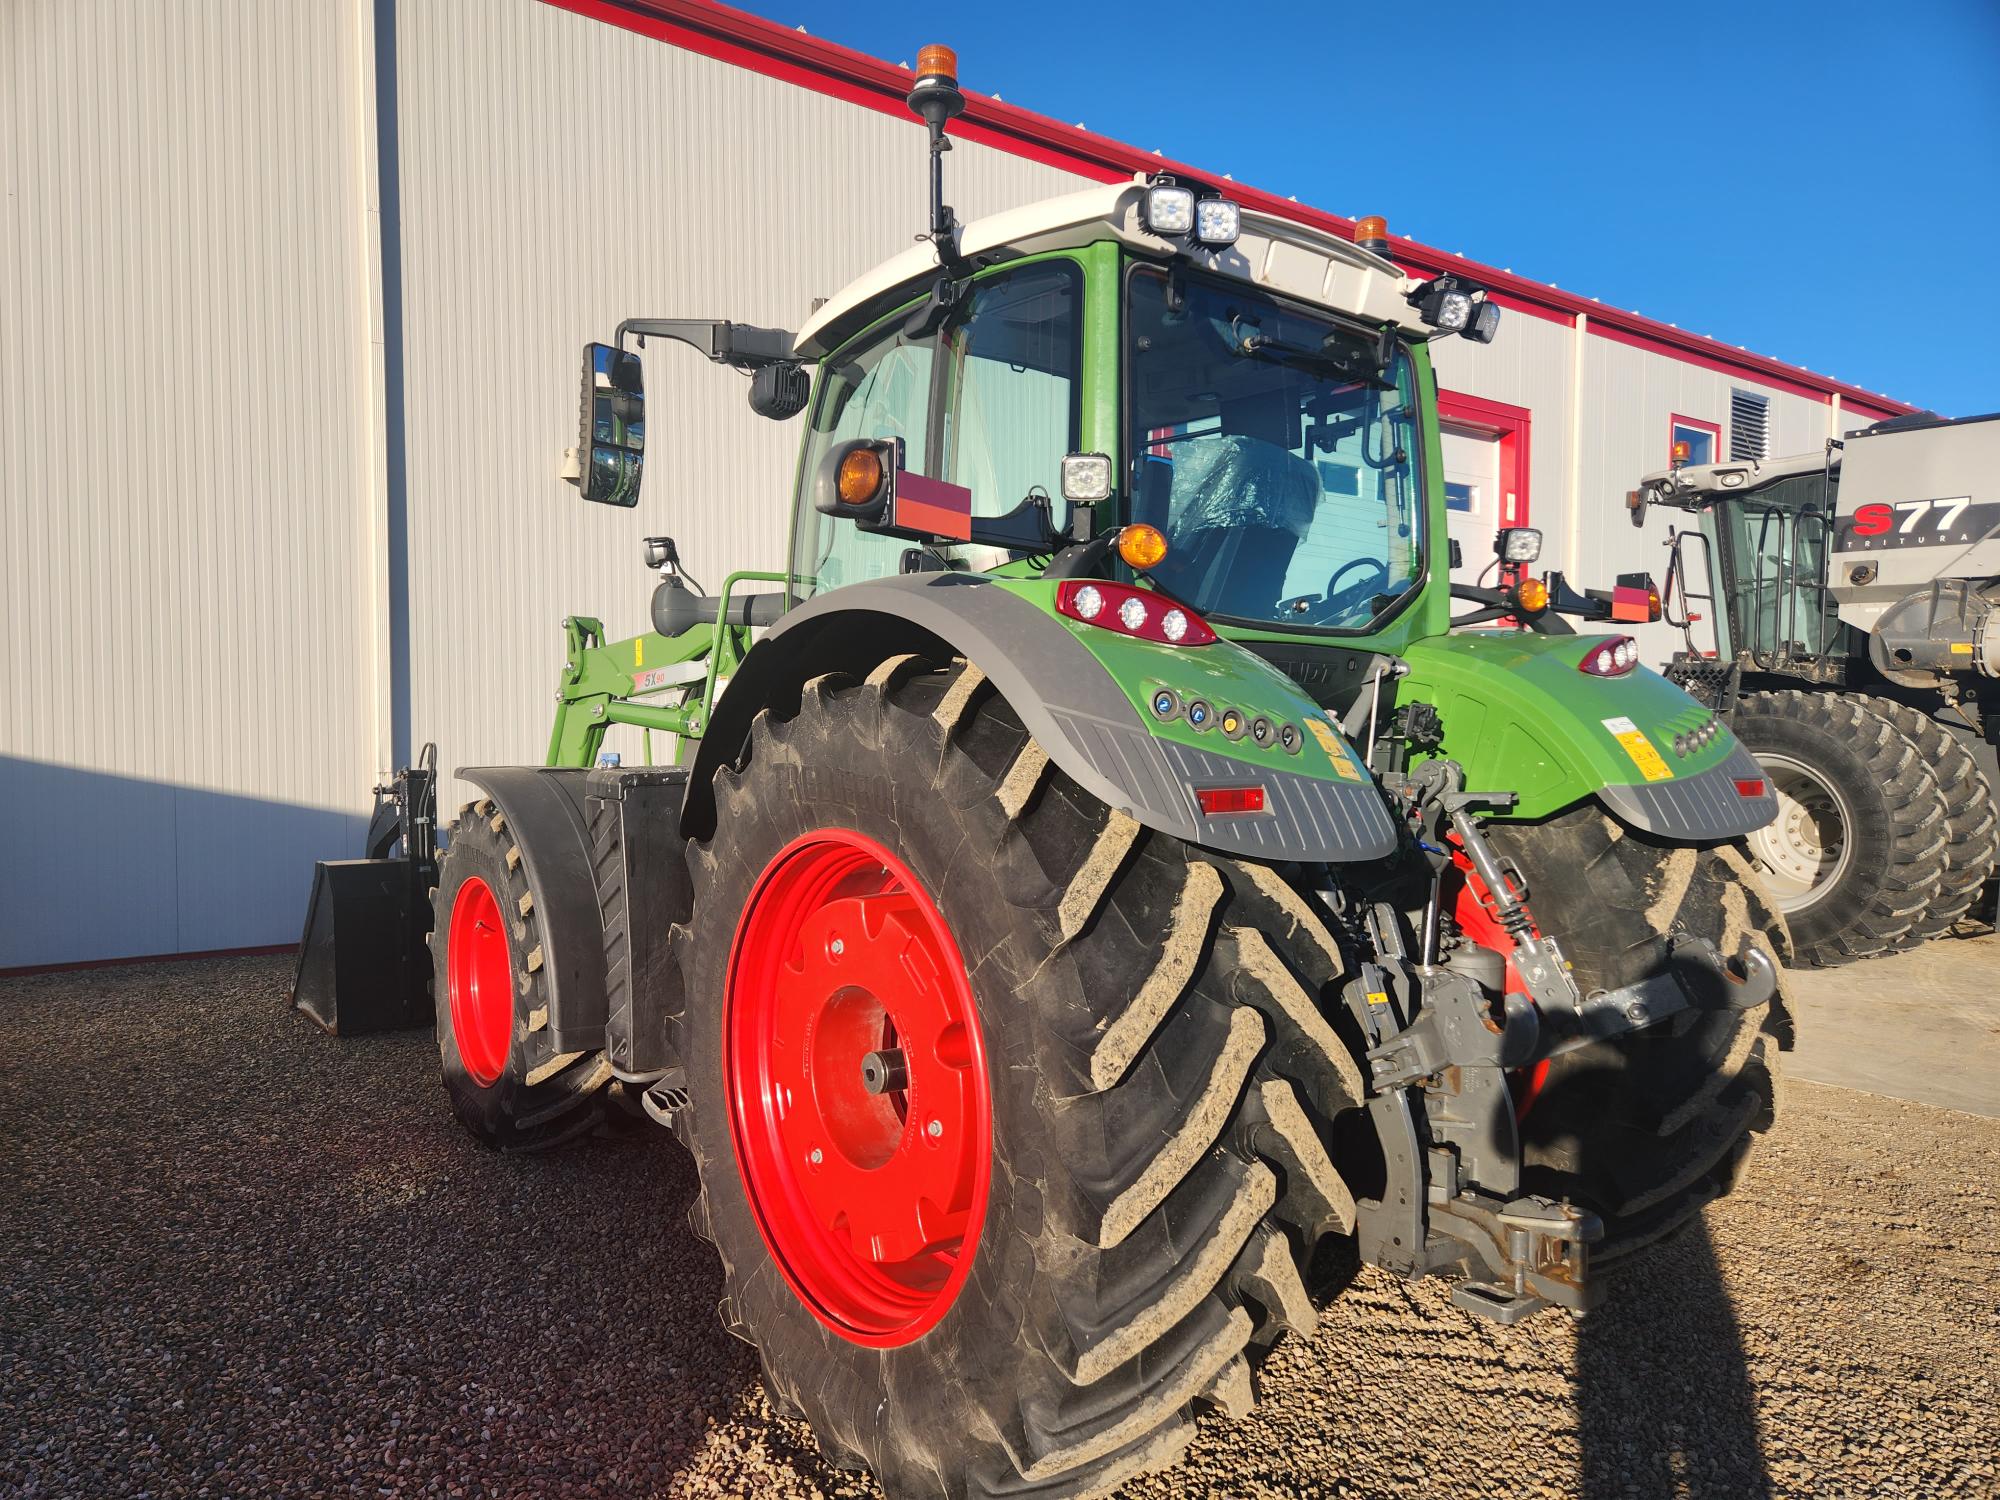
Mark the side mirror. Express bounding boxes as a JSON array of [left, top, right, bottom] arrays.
[[573, 342, 644, 506]]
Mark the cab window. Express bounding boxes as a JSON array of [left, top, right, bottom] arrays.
[[939, 261, 1081, 533], [793, 326, 935, 594], [792, 259, 1081, 596]]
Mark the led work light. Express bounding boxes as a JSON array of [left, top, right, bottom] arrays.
[[1497, 527, 1543, 563], [1061, 452, 1114, 504], [1407, 273, 1501, 345], [1141, 178, 1240, 247]]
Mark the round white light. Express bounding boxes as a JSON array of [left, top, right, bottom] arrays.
[[1161, 608, 1189, 642], [1593, 647, 1616, 674], [1118, 595, 1149, 632], [1072, 584, 1103, 620], [1614, 640, 1636, 670]]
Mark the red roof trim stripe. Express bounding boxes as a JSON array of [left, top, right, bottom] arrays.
[[545, 0, 1913, 420]]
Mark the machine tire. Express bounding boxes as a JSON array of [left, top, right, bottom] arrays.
[[673, 658, 1370, 1500], [1728, 690, 1947, 966], [1857, 697, 1999, 946], [1480, 808, 1791, 1261], [428, 799, 616, 1150]]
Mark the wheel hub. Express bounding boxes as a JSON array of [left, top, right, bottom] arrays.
[[1746, 755, 1851, 911], [446, 875, 512, 1087], [725, 829, 992, 1346]]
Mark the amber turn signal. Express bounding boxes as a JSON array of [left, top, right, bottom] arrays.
[[836, 447, 884, 506], [1513, 577, 1550, 614], [1117, 523, 1170, 571]]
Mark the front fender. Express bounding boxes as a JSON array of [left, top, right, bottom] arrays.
[[1399, 632, 1778, 837], [684, 574, 1398, 863]]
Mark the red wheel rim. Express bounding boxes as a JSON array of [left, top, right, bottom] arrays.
[[725, 829, 993, 1347], [1450, 854, 1551, 1121], [447, 876, 513, 1088]]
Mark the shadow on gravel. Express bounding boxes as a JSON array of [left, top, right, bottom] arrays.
[[1575, 1219, 1772, 1498], [0, 957, 836, 1499]]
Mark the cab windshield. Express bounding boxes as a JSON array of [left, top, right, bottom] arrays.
[[1127, 266, 1424, 632]]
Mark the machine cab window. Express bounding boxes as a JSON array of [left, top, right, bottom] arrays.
[[1127, 265, 1424, 631], [792, 260, 1082, 595]]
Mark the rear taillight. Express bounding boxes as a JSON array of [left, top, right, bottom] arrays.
[[1196, 785, 1266, 816], [1056, 581, 1216, 645], [1577, 636, 1639, 677], [1735, 778, 1767, 798]]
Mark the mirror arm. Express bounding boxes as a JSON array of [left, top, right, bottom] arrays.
[[616, 318, 798, 370]]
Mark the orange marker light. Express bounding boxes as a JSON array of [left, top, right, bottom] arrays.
[[1117, 523, 1170, 571], [1354, 215, 1387, 242], [1514, 577, 1550, 614], [837, 447, 884, 506], [916, 44, 958, 81]]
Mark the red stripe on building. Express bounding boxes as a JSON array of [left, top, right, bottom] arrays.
[[544, 0, 1914, 422]]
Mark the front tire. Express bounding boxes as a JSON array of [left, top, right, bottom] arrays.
[[1729, 690, 1947, 966], [1477, 807, 1791, 1260], [428, 799, 616, 1150], [673, 660, 1370, 1499]]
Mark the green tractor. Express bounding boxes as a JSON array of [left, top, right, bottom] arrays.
[[401, 48, 1792, 1498]]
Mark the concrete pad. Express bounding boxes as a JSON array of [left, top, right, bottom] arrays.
[[1783, 931, 2000, 1117]]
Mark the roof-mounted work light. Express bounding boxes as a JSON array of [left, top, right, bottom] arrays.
[[1142, 177, 1240, 248], [1194, 197, 1240, 245], [1407, 273, 1501, 345]]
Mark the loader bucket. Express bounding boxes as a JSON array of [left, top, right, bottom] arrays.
[[290, 857, 434, 1035]]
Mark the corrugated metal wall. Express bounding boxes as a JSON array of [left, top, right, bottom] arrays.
[[0, 0, 378, 967], [1, 0, 1882, 966], [390, 0, 1092, 792]]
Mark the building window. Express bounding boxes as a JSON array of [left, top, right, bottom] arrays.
[[1669, 414, 1720, 468], [1730, 390, 1770, 460]]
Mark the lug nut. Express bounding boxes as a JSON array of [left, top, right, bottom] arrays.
[[926, 1118, 944, 1139], [808, 1147, 824, 1165], [860, 1048, 909, 1096], [830, 937, 844, 957]]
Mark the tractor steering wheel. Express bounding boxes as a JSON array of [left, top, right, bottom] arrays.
[[1311, 557, 1392, 624]]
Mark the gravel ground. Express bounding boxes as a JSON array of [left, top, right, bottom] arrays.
[[2, 955, 1995, 1499]]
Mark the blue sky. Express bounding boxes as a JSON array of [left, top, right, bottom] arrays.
[[732, 0, 1998, 415]]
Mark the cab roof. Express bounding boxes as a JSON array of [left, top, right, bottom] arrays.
[[1639, 449, 1832, 504], [794, 176, 1436, 358]]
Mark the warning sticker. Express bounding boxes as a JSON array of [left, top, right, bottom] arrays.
[[1305, 716, 1365, 781], [1601, 715, 1674, 782]]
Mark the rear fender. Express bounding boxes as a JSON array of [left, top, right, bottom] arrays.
[[681, 573, 1399, 863]]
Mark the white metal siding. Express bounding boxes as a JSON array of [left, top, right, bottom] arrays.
[[0, 0, 1892, 965], [0, 0, 376, 966], [391, 0, 1094, 796]]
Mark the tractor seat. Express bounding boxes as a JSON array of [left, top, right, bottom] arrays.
[[1152, 435, 1319, 618]]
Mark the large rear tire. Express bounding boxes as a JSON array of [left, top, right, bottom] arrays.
[[673, 660, 1370, 1499], [1729, 690, 1947, 966], [428, 800, 617, 1150], [1858, 696, 1999, 946], [1477, 808, 1791, 1261]]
